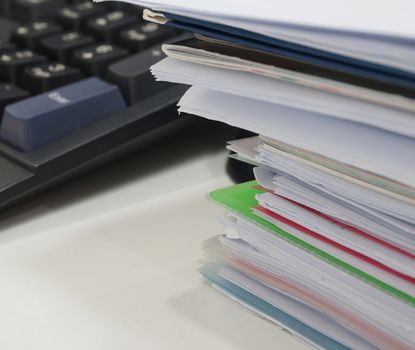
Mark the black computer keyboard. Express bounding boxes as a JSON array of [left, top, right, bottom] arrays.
[[0, 0, 191, 211]]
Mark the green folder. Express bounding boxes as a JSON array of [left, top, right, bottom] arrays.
[[209, 181, 415, 306]]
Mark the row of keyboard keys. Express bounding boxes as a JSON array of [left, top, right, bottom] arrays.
[[0, 42, 177, 108], [0, 48, 84, 93], [0, 41, 168, 95], [0, 50, 47, 85], [0, 41, 172, 114], [6, 0, 140, 23], [10, 21, 177, 57]]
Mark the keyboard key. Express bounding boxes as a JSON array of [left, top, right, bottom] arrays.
[[85, 10, 137, 43], [11, 22, 62, 50], [103, 1, 143, 14], [40, 32, 94, 64], [0, 42, 15, 55], [106, 45, 172, 104], [0, 77, 126, 152], [0, 17, 19, 42], [0, 50, 47, 85], [72, 43, 128, 77], [119, 23, 177, 53], [0, 1, 14, 17], [0, 84, 29, 116], [13, 0, 68, 22], [22, 62, 83, 94], [57, 1, 106, 31]]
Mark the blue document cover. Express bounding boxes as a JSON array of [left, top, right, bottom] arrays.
[[164, 13, 415, 91]]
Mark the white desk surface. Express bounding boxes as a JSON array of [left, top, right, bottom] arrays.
[[0, 120, 309, 350]]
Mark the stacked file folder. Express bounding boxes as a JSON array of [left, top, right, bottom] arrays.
[[99, 1, 415, 348]]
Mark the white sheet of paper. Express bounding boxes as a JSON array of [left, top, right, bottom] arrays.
[[96, 0, 415, 39], [178, 87, 415, 189], [159, 45, 415, 114], [152, 57, 415, 137], [153, 57, 415, 137]]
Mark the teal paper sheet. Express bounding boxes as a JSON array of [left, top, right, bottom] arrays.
[[200, 265, 351, 350]]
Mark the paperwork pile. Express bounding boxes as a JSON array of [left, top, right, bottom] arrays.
[[98, 0, 415, 348]]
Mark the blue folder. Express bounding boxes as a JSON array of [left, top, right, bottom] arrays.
[[163, 13, 415, 92]]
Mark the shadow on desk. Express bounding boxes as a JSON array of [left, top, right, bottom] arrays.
[[0, 115, 239, 235], [168, 283, 295, 349]]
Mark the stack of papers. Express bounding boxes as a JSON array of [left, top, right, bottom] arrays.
[[98, 0, 415, 348], [203, 182, 415, 350]]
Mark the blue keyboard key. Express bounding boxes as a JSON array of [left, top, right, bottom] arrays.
[[0, 77, 126, 152]]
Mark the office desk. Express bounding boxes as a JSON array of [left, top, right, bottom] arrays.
[[0, 119, 308, 350]]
